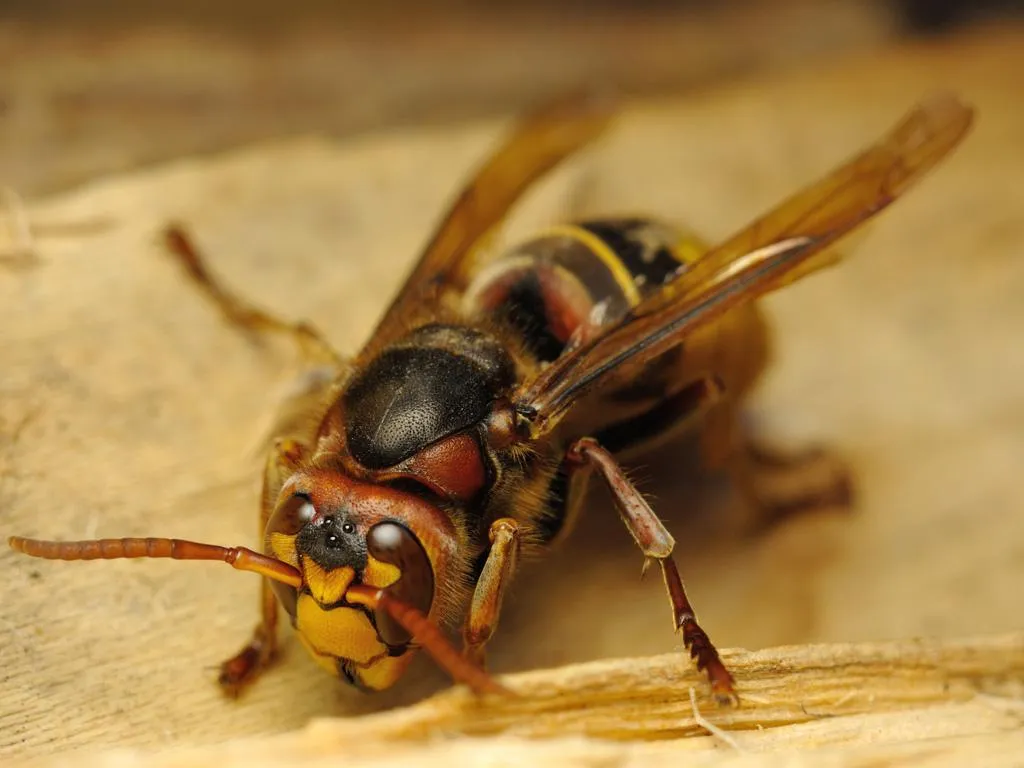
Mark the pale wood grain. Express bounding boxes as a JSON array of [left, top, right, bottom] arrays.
[[41, 634, 1024, 767]]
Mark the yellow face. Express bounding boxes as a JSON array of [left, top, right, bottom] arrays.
[[269, 531, 418, 690], [263, 467, 459, 691]]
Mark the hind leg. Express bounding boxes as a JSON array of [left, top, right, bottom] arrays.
[[700, 400, 854, 533], [681, 299, 852, 531], [737, 438, 854, 532]]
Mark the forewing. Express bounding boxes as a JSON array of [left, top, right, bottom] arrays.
[[368, 95, 616, 347], [515, 93, 974, 436]]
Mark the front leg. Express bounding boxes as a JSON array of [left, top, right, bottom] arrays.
[[463, 518, 521, 668], [218, 438, 307, 695], [567, 437, 735, 703]]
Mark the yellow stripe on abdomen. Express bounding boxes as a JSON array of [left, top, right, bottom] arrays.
[[537, 224, 643, 305]]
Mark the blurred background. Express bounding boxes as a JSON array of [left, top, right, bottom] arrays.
[[1, 0, 1020, 197]]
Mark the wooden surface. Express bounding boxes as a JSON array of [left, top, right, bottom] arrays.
[[2, 23, 1024, 764], [45, 634, 1024, 767]]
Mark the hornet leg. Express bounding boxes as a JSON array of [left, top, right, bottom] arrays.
[[462, 518, 522, 668], [700, 401, 853, 533], [734, 441, 853, 533], [567, 437, 735, 703], [218, 438, 307, 696], [700, 397, 851, 536], [163, 223, 342, 365]]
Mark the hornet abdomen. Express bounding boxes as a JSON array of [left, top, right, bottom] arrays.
[[464, 216, 771, 545]]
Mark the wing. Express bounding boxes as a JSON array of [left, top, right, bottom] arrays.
[[368, 95, 616, 347], [515, 92, 974, 437]]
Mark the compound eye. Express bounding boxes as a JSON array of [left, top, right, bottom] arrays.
[[267, 494, 317, 536], [366, 521, 435, 647]]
